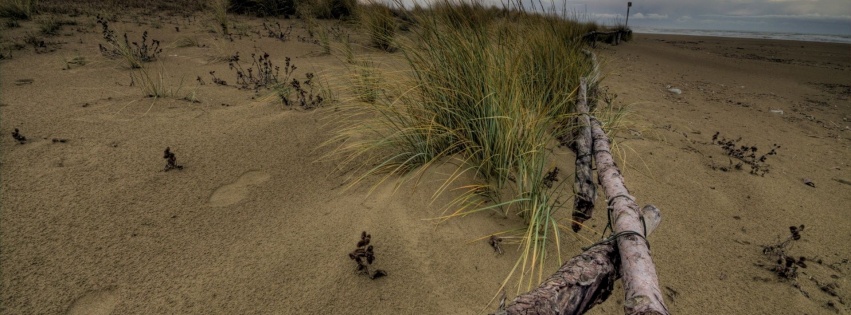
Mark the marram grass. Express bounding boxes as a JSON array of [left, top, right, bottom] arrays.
[[0, 0, 38, 19], [329, 0, 609, 297]]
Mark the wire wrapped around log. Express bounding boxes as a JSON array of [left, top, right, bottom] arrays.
[[589, 116, 669, 315], [499, 205, 663, 315]]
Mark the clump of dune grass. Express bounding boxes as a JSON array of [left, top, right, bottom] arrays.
[[330, 0, 602, 294], [228, 0, 355, 19], [316, 24, 331, 54], [4, 18, 20, 27], [229, 0, 296, 17], [0, 0, 38, 20], [170, 36, 202, 48], [38, 16, 75, 36], [209, 0, 230, 35], [62, 54, 86, 69], [129, 62, 193, 100], [38, 16, 60, 35], [359, 2, 396, 52], [304, 0, 357, 19], [340, 33, 354, 64], [350, 59, 381, 103]]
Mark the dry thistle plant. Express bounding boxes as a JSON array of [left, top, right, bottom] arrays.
[[11, 128, 27, 144], [262, 21, 292, 41], [97, 16, 161, 68], [224, 54, 330, 110], [761, 225, 807, 280], [228, 51, 280, 91], [348, 231, 387, 279], [710, 132, 779, 176], [163, 147, 183, 171]]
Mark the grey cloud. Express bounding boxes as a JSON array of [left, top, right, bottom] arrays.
[[384, 0, 851, 34], [576, 0, 851, 34]]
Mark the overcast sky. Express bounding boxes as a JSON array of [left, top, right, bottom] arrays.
[[391, 0, 851, 35], [562, 0, 851, 35]]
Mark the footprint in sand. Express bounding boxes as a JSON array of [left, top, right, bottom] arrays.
[[208, 171, 271, 207], [66, 289, 119, 315]]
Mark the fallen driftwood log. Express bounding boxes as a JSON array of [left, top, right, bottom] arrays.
[[499, 205, 662, 315], [497, 78, 668, 315], [570, 78, 596, 232], [589, 116, 669, 314]]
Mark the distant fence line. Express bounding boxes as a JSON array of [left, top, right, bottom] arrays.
[[582, 29, 633, 47]]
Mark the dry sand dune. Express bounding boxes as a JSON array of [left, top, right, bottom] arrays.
[[1, 9, 849, 315]]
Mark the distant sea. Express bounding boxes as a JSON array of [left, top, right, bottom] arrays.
[[633, 27, 851, 44]]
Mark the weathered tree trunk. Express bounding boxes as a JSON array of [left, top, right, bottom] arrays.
[[589, 117, 669, 315], [500, 205, 663, 315], [498, 69, 667, 315], [571, 78, 597, 232]]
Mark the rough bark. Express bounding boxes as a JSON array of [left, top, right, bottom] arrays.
[[590, 117, 669, 315], [500, 205, 663, 315], [571, 78, 597, 232]]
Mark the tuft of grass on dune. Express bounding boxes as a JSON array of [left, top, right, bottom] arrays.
[[359, 2, 396, 52], [227, 0, 296, 17], [329, 0, 606, 295], [209, 0, 230, 35], [307, 0, 357, 20], [227, 0, 356, 19], [0, 0, 37, 19], [129, 62, 200, 103]]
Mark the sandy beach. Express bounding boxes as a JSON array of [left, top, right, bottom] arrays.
[[1, 8, 849, 315], [591, 33, 850, 314]]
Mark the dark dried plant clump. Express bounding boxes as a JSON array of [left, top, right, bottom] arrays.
[[488, 235, 504, 255], [217, 52, 326, 110], [163, 147, 184, 171], [348, 231, 387, 280], [209, 71, 227, 86], [97, 16, 162, 68], [39, 17, 76, 36], [297, 34, 320, 45], [710, 132, 779, 176], [11, 128, 26, 144], [262, 21, 292, 41], [271, 57, 325, 109], [229, 51, 280, 91], [761, 225, 806, 280], [281, 72, 324, 109], [131, 31, 162, 61], [542, 166, 559, 189], [23, 34, 52, 53]]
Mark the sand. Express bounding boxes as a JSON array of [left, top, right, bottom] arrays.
[[1, 10, 849, 315]]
